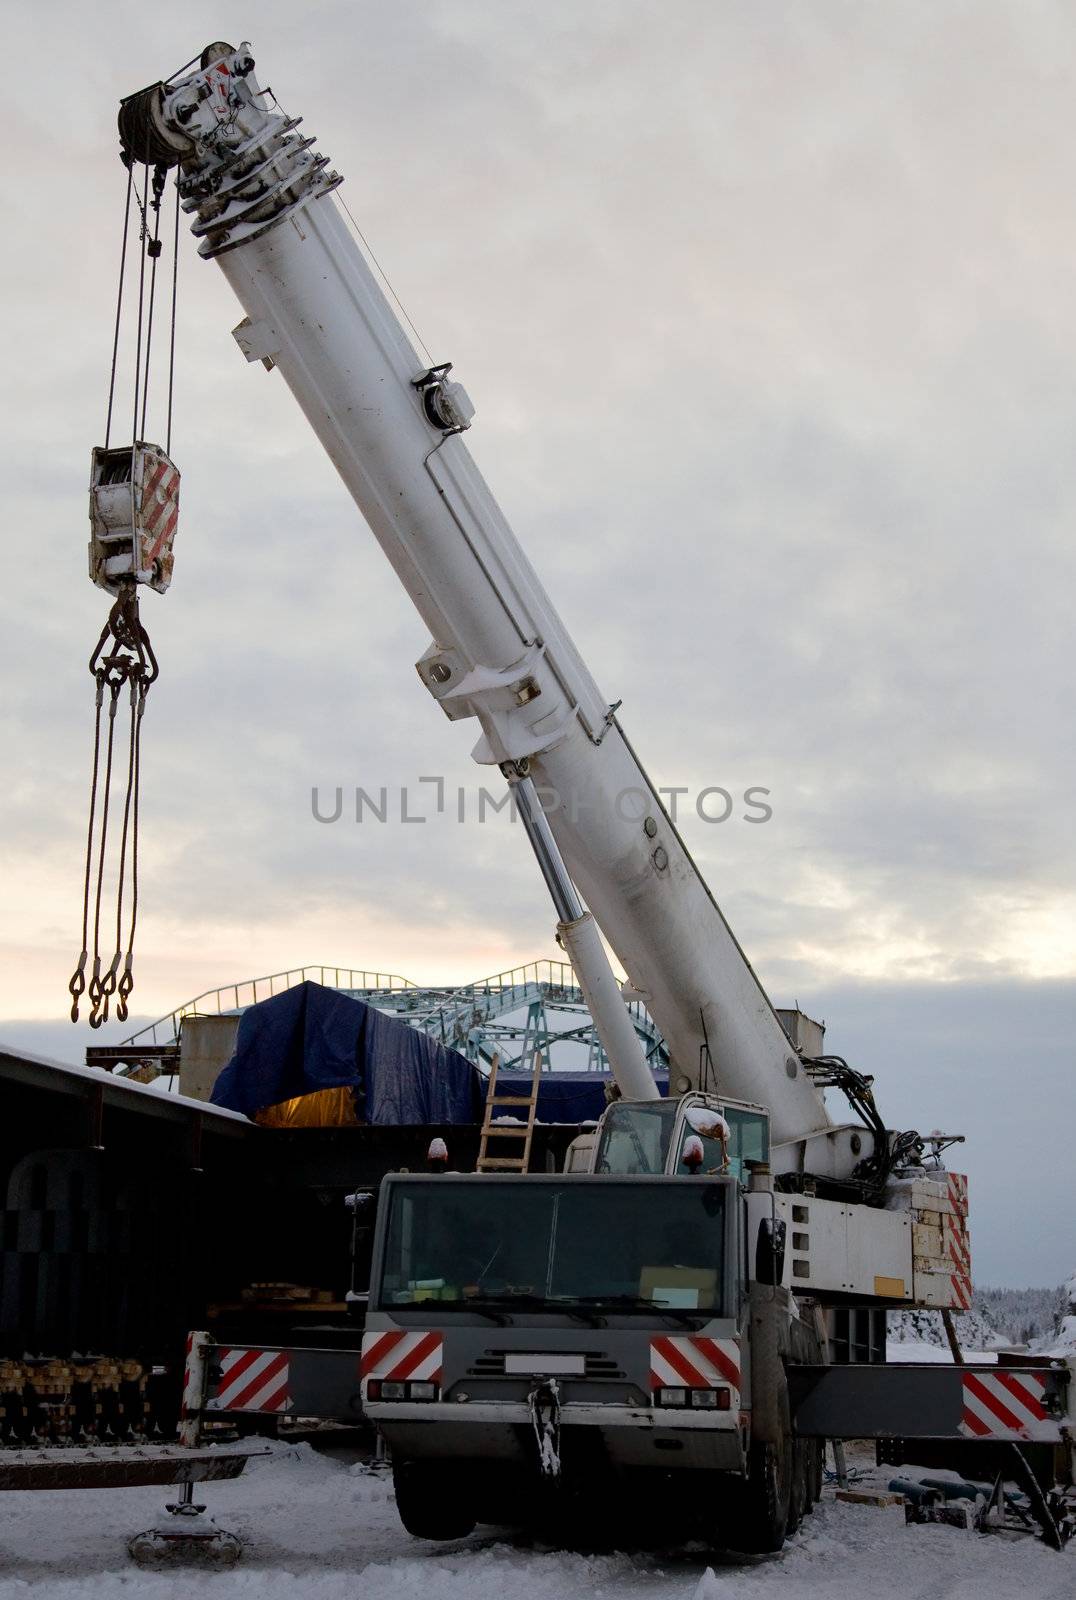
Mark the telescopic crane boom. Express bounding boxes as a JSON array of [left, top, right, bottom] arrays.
[[118, 41, 830, 1145]]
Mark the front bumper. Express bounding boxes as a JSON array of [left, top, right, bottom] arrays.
[[366, 1399, 739, 1428], [366, 1399, 744, 1473]]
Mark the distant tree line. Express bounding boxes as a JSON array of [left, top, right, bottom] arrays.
[[889, 1283, 1069, 1350], [974, 1283, 1069, 1345]]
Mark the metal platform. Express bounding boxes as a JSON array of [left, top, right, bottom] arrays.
[[0, 1443, 266, 1491]]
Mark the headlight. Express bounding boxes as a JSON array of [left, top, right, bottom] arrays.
[[366, 1379, 440, 1402], [653, 1386, 731, 1410]]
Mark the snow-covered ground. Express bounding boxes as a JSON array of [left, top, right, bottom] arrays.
[[886, 1340, 993, 1363], [0, 1442, 1070, 1600]]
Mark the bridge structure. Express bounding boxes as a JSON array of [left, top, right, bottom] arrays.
[[87, 959, 668, 1085]]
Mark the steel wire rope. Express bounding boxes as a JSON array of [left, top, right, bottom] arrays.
[[109, 669, 140, 1020], [338, 192, 435, 368], [259, 81, 435, 368], [166, 180, 180, 454], [68, 648, 108, 1022], [71, 165, 137, 1020], [104, 162, 134, 450], [88, 670, 124, 1027], [131, 164, 150, 444], [139, 166, 167, 441]]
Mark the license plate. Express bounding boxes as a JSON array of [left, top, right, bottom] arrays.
[[504, 1353, 585, 1376]]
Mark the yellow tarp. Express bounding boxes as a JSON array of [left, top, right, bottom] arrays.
[[254, 1085, 362, 1128]]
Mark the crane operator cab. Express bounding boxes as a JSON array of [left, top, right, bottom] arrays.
[[567, 1093, 769, 1179]]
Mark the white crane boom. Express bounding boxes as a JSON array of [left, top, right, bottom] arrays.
[[120, 42, 830, 1144]]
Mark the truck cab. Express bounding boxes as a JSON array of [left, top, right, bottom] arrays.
[[361, 1162, 813, 1550]]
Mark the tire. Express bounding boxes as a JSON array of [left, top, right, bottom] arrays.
[[731, 1384, 793, 1554], [806, 1439, 824, 1509], [392, 1460, 477, 1541], [787, 1438, 808, 1536]]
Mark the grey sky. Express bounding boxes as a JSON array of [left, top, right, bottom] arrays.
[[1, 1, 1073, 1285]]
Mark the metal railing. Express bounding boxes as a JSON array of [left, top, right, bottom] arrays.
[[116, 956, 667, 1076], [121, 965, 418, 1047], [391, 958, 666, 1073]]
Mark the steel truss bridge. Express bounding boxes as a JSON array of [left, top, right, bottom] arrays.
[[89, 959, 668, 1082]]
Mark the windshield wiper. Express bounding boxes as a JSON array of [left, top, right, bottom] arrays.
[[470, 1291, 601, 1326], [573, 1295, 707, 1325], [442, 1301, 509, 1325]]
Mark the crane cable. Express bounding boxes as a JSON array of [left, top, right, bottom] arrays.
[[68, 157, 177, 1027]]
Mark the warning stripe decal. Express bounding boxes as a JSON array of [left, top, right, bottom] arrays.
[[361, 1330, 443, 1386], [206, 1347, 290, 1413], [141, 457, 171, 504], [387, 1330, 442, 1381], [943, 1175, 971, 1309], [959, 1370, 1052, 1439], [948, 1234, 970, 1271], [143, 473, 179, 529], [180, 1330, 194, 1416], [649, 1335, 740, 1392], [949, 1271, 972, 1310], [145, 504, 179, 564], [360, 1330, 405, 1377]]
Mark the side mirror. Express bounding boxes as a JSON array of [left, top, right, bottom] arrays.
[[755, 1216, 787, 1286]]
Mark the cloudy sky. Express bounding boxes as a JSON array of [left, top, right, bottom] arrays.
[[1, 1, 1072, 1286]]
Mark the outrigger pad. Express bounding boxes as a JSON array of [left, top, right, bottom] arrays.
[[127, 1504, 242, 1568]]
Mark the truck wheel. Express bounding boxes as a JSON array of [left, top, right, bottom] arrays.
[[392, 1460, 477, 1541], [806, 1440, 824, 1509], [731, 1389, 792, 1553], [787, 1438, 808, 1535]]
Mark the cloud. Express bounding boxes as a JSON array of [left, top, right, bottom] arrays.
[[1, 2, 1073, 1284]]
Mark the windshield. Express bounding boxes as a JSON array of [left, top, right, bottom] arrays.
[[378, 1179, 727, 1315]]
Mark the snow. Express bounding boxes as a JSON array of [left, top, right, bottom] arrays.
[[1043, 1314, 1076, 1357], [681, 1135, 705, 1168], [886, 1339, 997, 1364], [684, 1109, 730, 1141], [889, 1290, 1076, 1360], [888, 1306, 1009, 1353], [0, 1441, 1070, 1600]]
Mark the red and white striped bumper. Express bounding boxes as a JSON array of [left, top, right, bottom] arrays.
[[205, 1347, 290, 1413]]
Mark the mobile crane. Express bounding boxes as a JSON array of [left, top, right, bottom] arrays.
[[107, 43, 1074, 1552]]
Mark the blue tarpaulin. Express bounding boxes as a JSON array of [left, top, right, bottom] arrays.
[[210, 981, 482, 1124], [493, 1070, 669, 1126]]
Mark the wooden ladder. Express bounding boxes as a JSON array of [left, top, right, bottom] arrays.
[[476, 1050, 543, 1173]]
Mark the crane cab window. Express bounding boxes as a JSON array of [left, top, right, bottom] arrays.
[[594, 1101, 677, 1174], [724, 1108, 768, 1179], [674, 1107, 769, 1182]]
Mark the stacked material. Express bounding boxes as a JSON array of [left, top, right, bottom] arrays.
[[210, 981, 482, 1125]]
